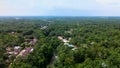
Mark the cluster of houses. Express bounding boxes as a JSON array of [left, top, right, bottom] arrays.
[[17, 38, 37, 57], [6, 46, 21, 57], [58, 36, 77, 50], [41, 26, 48, 30], [6, 38, 38, 59], [50, 36, 78, 64], [17, 47, 33, 57]]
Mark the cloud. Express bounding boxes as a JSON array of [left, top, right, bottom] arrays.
[[0, 0, 101, 16], [96, 0, 120, 7], [0, 0, 120, 16], [96, 0, 120, 4], [0, 0, 35, 10], [35, 0, 98, 10], [0, 0, 37, 16]]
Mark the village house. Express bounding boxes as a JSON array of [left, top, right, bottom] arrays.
[[14, 46, 21, 51], [22, 47, 33, 56], [62, 39, 69, 43], [17, 47, 34, 57], [29, 38, 37, 45], [58, 36, 63, 40], [6, 47, 12, 52]]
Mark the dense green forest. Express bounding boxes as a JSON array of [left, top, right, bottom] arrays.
[[0, 17, 120, 68]]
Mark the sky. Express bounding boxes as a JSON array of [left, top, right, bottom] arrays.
[[0, 0, 120, 16]]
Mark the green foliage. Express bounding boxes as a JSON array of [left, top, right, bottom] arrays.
[[0, 17, 120, 68]]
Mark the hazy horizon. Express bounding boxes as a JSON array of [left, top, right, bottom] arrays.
[[0, 0, 120, 16]]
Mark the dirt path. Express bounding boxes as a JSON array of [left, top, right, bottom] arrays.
[[49, 52, 57, 65]]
